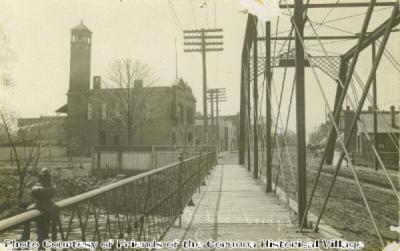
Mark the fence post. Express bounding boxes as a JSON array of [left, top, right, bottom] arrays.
[[151, 145, 155, 169], [177, 153, 184, 227], [118, 148, 122, 171], [198, 151, 202, 192], [26, 168, 58, 250]]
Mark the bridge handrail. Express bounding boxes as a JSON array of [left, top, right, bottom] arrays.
[[0, 152, 216, 241]]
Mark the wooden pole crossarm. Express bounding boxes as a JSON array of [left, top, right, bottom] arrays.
[[184, 48, 223, 52], [184, 35, 223, 39], [183, 28, 223, 33]]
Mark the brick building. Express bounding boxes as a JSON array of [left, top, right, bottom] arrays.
[[340, 106, 399, 169], [56, 22, 196, 155]]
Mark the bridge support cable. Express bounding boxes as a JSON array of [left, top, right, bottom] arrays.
[[284, 0, 378, 231], [325, 58, 348, 165], [297, 4, 399, 247], [306, 11, 400, 201], [273, 75, 297, 194], [351, 68, 400, 151], [257, 19, 297, 187], [300, 1, 400, 235], [282, 0, 374, 231], [256, 19, 297, 194], [323, 0, 377, 165], [348, 79, 400, 199]]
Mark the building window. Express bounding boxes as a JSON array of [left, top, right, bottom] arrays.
[[171, 131, 177, 145], [177, 103, 184, 123], [100, 131, 106, 145], [87, 103, 92, 120], [170, 100, 175, 119], [101, 103, 107, 120], [113, 135, 120, 145], [188, 132, 193, 144], [114, 102, 120, 118], [187, 107, 193, 124]]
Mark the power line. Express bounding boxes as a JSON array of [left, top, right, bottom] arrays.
[[190, 0, 198, 29], [167, 0, 183, 31]]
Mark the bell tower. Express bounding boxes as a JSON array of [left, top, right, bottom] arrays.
[[69, 21, 92, 92]]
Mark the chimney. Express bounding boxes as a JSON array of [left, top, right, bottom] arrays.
[[93, 76, 101, 90], [390, 105, 397, 128], [134, 79, 143, 89]]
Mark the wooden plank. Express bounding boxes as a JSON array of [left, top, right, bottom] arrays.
[[163, 153, 325, 247]]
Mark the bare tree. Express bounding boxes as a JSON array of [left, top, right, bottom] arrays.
[[0, 112, 48, 210], [105, 58, 157, 145]]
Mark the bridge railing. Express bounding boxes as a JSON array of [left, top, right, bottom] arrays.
[[0, 151, 216, 248]]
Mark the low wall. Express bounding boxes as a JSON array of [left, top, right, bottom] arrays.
[[92, 145, 211, 173], [92, 151, 178, 171]]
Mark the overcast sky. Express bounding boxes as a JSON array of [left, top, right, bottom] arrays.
[[1, 0, 399, 136]]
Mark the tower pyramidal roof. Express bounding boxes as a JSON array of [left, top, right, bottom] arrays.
[[71, 20, 92, 33]]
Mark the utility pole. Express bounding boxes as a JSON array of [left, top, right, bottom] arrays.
[[210, 93, 215, 147], [184, 28, 223, 144], [175, 38, 178, 79], [208, 88, 227, 152], [294, 0, 307, 228], [265, 21, 272, 192]]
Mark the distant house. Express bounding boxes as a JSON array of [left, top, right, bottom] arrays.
[[194, 114, 239, 152], [340, 106, 399, 169], [16, 116, 66, 146]]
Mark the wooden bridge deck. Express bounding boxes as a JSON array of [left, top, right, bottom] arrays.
[[163, 152, 330, 250]]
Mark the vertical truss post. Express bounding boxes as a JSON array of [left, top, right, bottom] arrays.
[[372, 41, 379, 171], [240, 15, 252, 165], [239, 47, 247, 164], [247, 47, 252, 172], [253, 16, 259, 179], [294, 0, 307, 228], [265, 21, 272, 192]]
